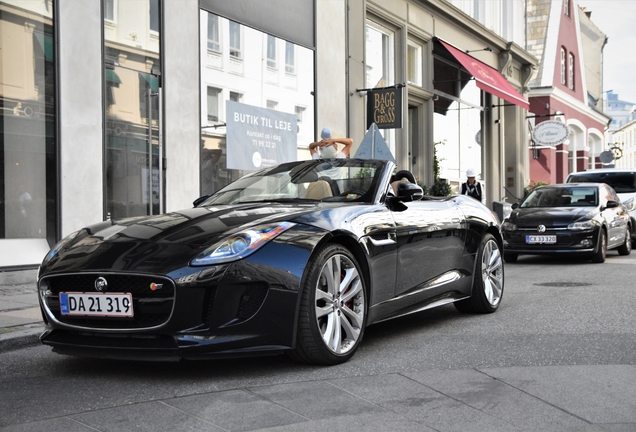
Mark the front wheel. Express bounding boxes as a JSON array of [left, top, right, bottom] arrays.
[[590, 229, 607, 263], [289, 244, 367, 365], [617, 226, 632, 256], [455, 233, 504, 314]]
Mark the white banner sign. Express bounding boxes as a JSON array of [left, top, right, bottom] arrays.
[[226, 101, 297, 171]]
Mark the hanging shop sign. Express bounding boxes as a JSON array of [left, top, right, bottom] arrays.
[[366, 86, 403, 129], [531, 120, 570, 146]]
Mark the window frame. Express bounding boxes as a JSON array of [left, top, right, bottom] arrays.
[[207, 14, 221, 53], [207, 86, 222, 123], [560, 47, 567, 86], [568, 52, 575, 90], [229, 20, 242, 59], [285, 41, 296, 74], [267, 34, 277, 69]]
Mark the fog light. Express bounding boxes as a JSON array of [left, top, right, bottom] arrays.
[[580, 239, 592, 247]]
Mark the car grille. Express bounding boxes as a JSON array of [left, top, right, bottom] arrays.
[[40, 273, 175, 330]]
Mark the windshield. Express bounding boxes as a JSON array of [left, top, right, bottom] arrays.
[[522, 186, 598, 208], [198, 159, 385, 205], [568, 172, 636, 193]]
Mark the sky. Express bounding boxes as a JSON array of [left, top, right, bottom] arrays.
[[578, 0, 636, 103]]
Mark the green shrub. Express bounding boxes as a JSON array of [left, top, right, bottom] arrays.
[[430, 179, 452, 196]]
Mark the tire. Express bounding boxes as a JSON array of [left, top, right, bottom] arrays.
[[289, 244, 367, 365], [617, 226, 632, 256], [590, 229, 607, 263], [503, 252, 518, 263], [454, 233, 504, 314]]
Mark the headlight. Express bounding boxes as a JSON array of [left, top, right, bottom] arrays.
[[567, 220, 597, 230], [41, 230, 83, 267], [501, 221, 517, 231], [191, 222, 296, 266], [623, 197, 635, 212]]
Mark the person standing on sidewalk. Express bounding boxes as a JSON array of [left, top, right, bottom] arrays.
[[309, 127, 352, 159], [461, 168, 483, 203]]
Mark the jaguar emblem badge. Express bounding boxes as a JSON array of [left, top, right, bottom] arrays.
[[95, 277, 108, 292], [537, 225, 546, 233]]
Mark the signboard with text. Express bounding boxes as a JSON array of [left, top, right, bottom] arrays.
[[531, 120, 570, 147], [226, 101, 297, 171], [366, 87, 403, 129]]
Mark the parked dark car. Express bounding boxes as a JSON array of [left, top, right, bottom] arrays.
[[566, 168, 636, 241], [502, 183, 632, 263], [37, 158, 504, 365]]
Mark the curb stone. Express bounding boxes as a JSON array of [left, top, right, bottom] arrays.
[[0, 324, 43, 353]]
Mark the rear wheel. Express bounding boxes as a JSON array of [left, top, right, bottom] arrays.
[[289, 244, 367, 365], [617, 226, 632, 256], [590, 229, 607, 263], [455, 233, 504, 314]]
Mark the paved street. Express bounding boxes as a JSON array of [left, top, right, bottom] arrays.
[[1, 253, 636, 431]]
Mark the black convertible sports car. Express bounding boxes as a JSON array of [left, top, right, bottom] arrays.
[[502, 183, 632, 263], [38, 158, 504, 364]]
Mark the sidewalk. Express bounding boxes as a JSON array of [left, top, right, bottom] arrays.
[[0, 269, 44, 352]]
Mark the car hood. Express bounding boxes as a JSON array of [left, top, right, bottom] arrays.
[[41, 202, 339, 275], [508, 207, 597, 227]]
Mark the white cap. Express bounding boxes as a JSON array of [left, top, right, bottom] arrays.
[[466, 168, 476, 178], [320, 127, 332, 140]]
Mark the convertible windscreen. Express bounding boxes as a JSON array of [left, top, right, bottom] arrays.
[[521, 187, 598, 208], [199, 160, 383, 205]]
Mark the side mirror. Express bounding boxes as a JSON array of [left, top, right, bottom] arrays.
[[397, 182, 424, 202], [604, 200, 619, 209], [193, 195, 210, 207], [511, 203, 519, 210]]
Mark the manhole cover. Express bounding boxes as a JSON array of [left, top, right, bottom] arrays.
[[534, 282, 592, 287]]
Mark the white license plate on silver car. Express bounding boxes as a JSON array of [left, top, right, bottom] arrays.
[[526, 235, 556, 244], [59, 292, 134, 317]]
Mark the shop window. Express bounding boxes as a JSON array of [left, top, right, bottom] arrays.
[[285, 41, 295, 74], [207, 14, 220, 52], [0, 2, 57, 246], [267, 35, 277, 68], [433, 41, 483, 183], [105, 0, 162, 219], [230, 21, 242, 58], [199, 9, 315, 196]]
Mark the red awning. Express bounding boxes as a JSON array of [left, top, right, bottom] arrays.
[[439, 40, 530, 111]]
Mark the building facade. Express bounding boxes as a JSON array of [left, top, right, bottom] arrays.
[[0, 0, 536, 271]]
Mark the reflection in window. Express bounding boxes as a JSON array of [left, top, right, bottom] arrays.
[[207, 14, 220, 51], [433, 44, 483, 183], [104, 0, 115, 21], [285, 41, 295, 74], [230, 21, 241, 58], [365, 21, 394, 89], [207, 87, 221, 122], [199, 10, 315, 196], [104, 0, 162, 219], [267, 35, 277, 68], [150, 0, 159, 33], [561, 47, 566, 85], [568, 53, 574, 90], [0, 2, 57, 244], [407, 40, 422, 86]]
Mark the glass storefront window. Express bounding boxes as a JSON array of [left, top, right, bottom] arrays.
[[0, 0, 57, 246], [200, 11, 315, 197], [433, 52, 483, 185], [104, 0, 162, 219], [365, 19, 395, 155]]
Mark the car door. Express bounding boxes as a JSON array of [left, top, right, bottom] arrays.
[[600, 185, 628, 247], [391, 197, 466, 298]]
